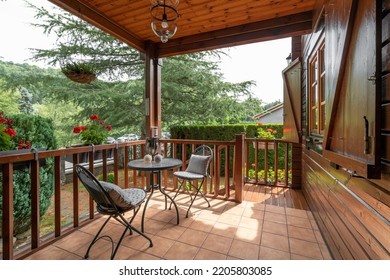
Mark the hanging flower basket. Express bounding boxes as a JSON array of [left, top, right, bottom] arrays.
[[63, 72, 96, 84], [61, 62, 97, 84]]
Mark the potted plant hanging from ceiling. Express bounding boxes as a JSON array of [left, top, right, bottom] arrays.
[[61, 61, 97, 84]]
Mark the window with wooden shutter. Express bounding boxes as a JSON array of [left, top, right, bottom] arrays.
[[309, 39, 325, 136]]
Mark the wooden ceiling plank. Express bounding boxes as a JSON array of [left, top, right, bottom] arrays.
[[51, 0, 316, 52]]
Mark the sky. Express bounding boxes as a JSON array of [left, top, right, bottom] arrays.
[[0, 0, 291, 104]]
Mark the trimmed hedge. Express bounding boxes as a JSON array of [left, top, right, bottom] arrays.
[[0, 114, 57, 236], [170, 123, 283, 141]]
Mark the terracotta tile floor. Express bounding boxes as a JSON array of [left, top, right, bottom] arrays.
[[25, 187, 332, 260]]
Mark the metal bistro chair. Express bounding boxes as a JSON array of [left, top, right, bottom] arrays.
[[170, 145, 213, 217], [75, 164, 153, 260]]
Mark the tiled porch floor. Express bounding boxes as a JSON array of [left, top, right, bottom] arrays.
[[25, 186, 332, 260]]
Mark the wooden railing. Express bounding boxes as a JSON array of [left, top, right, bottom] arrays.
[[0, 135, 295, 260], [245, 138, 294, 187]]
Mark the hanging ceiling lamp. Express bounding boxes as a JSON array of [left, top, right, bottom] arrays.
[[150, 0, 179, 43]]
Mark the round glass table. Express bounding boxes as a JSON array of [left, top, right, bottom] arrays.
[[128, 157, 182, 232]]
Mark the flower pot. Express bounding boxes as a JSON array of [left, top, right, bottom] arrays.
[[253, 142, 275, 150], [65, 144, 90, 163], [65, 144, 113, 163], [64, 72, 96, 83]]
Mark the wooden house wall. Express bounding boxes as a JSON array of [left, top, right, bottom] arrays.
[[300, 0, 390, 259]]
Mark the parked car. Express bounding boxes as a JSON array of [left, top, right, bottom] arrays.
[[117, 134, 139, 142], [106, 137, 116, 144], [161, 132, 171, 139]]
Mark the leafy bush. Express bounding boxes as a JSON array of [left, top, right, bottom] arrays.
[[97, 172, 115, 184], [0, 114, 57, 236]]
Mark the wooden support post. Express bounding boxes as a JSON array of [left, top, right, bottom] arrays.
[[144, 43, 162, 138]]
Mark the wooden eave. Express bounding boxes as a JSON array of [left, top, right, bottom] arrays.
[[49, 0, 315, 57]]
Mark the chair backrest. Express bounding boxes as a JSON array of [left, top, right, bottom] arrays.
[[75, 164, 118, 213], [185, 145, 213, 176], [194, 145, 213, 158]]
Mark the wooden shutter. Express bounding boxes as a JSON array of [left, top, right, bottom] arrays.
[[282, 58, 302, 143], [323, 0, 381, 179]]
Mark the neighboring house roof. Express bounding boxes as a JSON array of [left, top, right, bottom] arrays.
[[254, 103, 284, 124]]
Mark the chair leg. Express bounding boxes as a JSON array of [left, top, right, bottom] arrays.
[[168, 179, 188, 210], [118, 212, 153, 248], [185, 179, 210, 218], [84, 215, 112, 259], [110, 212, 153, 260]]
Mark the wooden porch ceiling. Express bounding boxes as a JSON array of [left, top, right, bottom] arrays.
[[49, 0, 316, 57]]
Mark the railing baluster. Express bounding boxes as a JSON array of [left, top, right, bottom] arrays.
[[124, 146, 129, 188], [113, 147, 119, 185], [102, 150, 107, 182], [224, 146, 230, 198], [31, 159, 40, 249], [285, 143, 289, 187], [264, 142, 269, 184], [54, 156, 61, 237], [2, 163, 14, 260], [72, 154, 79, 227], [274, 141, 279, 186], [88, 151, 95, 219], [132, 146, 138, 187]]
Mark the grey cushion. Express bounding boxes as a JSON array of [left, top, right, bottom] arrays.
[[99, 181, 146, 209], [185, 154, 211, 175], [174, 170, 204, 180]]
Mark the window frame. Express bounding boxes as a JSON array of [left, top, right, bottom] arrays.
[[308, 38, 326, 137]]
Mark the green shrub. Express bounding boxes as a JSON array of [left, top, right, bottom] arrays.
[[97, 173, 115, 184], [0, 114, 57, 236]]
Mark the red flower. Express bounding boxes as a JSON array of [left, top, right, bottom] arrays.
[[73, 125, 88, 134], [99, 120, 105, 125], [4, 128, 16, 137], [257, 122, 263, 126], [104, 125, 112, 131], [17, 139, 31, 150], [73, 126, 82, 134], [90, 114, 99, 121]]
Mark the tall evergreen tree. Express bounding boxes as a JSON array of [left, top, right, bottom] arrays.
[[18, 87, 34, 114]]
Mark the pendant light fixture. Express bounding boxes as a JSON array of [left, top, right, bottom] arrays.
[[150, 0, 179, 43]]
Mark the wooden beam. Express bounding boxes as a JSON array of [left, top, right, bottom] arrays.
[[49, 0, 145, 52], [157, 12, 313, 57]]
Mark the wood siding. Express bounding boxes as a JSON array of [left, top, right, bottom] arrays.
[[301, 0, 390, 259]]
